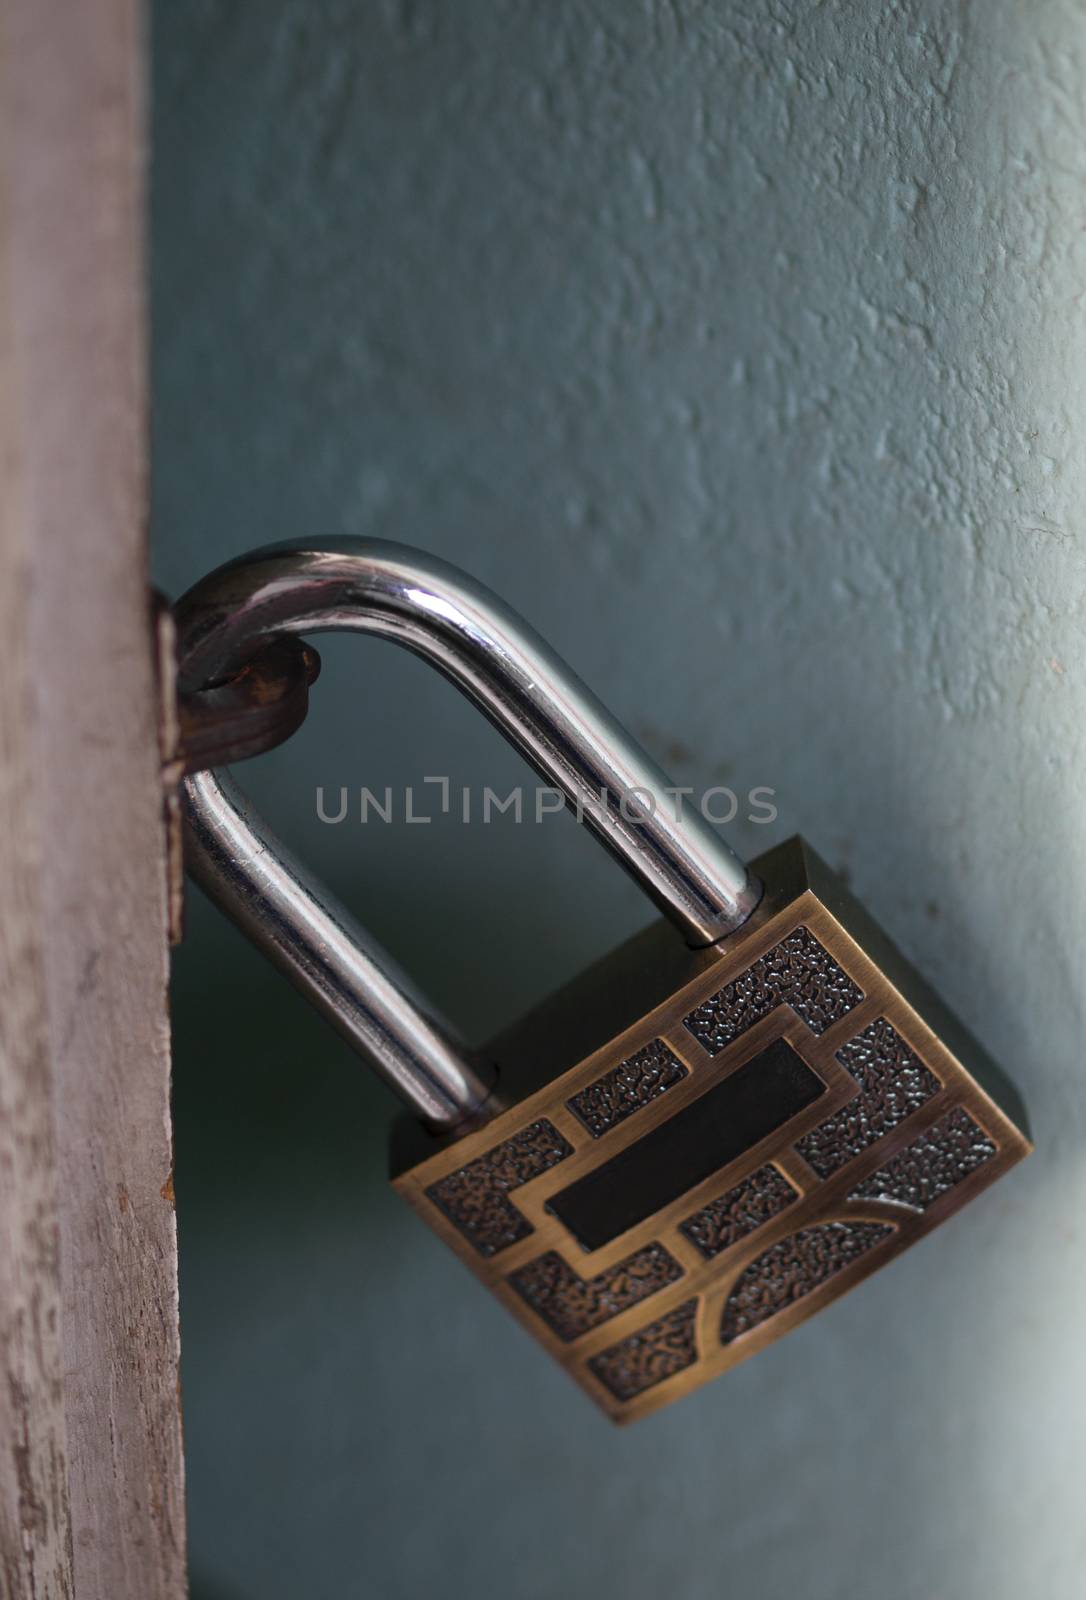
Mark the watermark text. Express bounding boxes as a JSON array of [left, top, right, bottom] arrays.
[[315, 780, 778, 827]]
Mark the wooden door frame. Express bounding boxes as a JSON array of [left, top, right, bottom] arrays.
[[0, 0, 187, 1593]]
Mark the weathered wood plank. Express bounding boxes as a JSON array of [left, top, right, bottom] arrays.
[[0, 0, 187, 1594]]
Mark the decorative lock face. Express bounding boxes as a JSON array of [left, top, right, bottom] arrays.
[[394, 837, 1030, 1423]]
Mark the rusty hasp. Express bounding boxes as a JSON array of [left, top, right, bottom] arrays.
[[158, 618, 321, 945], [175, 633, 321, 776]]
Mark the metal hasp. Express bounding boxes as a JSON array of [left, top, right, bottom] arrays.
[[175, 539, 762, 1130], [176, 634, 321, 776]]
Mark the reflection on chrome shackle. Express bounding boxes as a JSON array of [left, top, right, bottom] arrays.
[[175, 539, 762, 1131]]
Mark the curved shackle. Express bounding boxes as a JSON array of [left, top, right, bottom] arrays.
[[176, 539, 762, 1130]]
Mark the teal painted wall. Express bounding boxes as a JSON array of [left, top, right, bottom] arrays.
[[154, 4, 1085, 1596]]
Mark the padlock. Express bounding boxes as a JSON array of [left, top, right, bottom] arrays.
[[175, 539, 1030, 1424]]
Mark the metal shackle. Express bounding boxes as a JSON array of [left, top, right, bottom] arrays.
[[175, 539, 762, 1131]]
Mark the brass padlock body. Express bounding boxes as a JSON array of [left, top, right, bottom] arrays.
[[392, 836, 1030, 1423]]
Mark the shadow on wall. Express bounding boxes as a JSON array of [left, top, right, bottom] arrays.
[[190, 1579, 245, 1600]]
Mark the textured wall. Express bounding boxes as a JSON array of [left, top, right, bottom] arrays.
[[154, 3, 1086, 1597]]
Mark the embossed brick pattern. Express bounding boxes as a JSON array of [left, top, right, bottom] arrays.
[[720, 1221, 894, 1344], [848, 1106, 996, 1211], [682, 926, 863, 1055], [425, 1119, 573, 1257], [680, 1164, 798, 1259], [567, 1038, 686, 1138], [588, 1299, 699, 1401], [509, 1243, 683, 1342], [796, 1017, 940, 1178]]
